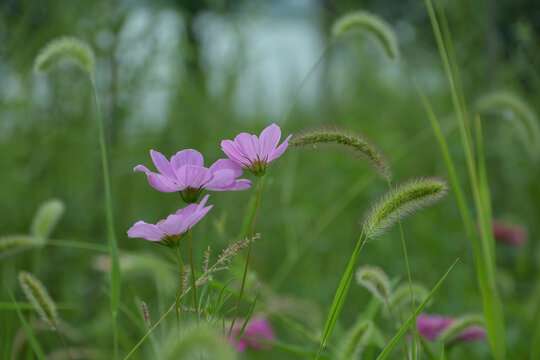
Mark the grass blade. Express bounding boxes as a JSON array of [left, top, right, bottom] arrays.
[[6, 287, 46, 360], [316, 232, 366, 359], [233, 285, 261, 346], [376, 258, 459, 360]]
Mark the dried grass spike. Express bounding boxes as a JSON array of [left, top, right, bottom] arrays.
[[338, 319, 373, 360], [34, 36, 95, 74], [18, 271, 58, 326], [476, 91, 540, 158], [31, 199, 65, 239], [362, 177, 448, 239], [356, 266, 391, 302], [332, 11, 399, 59], [290, 128, 391, 180]]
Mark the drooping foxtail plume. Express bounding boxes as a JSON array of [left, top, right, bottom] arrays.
[[388, 282, 429, 309], [0, 235, 41, 259], [362, 177, 448, 239], [355, 266, 391, 302], [34, 36, 95, 74], [331, 11, 399, 59], [18, 271, 58, 327], [476, 91, 540, 158], [439, 315, 485, 343], [337, 319, 373, 360], [290, 128, 392, 180], [31, 199, 65, 240]]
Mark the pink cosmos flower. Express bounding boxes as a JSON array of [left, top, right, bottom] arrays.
[[229, 317, 276, 353], [221, 123, 292, 176], [416, 314, 486, 343], [134, 149, 251, 203], [127, 194, 212, 248], [492, 219, 527, 246]]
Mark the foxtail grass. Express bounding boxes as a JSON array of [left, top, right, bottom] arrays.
[[422, 0, 507, 357], [439, 315, 485, 343], [34, 36, 121, 359], [337, 319, 373, 360], [356, 266, 391, 302], [18, 271, 72, 359], [0, 235, 42, 259], [331, 11, 399, 59], [476, 91, 540, 158], [290, 128, 392, 180], [30, 199, 65, 240], [362, 177, 448, 239]]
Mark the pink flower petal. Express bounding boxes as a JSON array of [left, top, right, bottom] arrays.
[[158, 214, 188, 236], [175, 166, 213, 189], [204, 169, 236, 191], [134, 164, 151, 173], [234, 133, 259, 162], [127, 221, 164, 241], [183, 204, 213, 230], [147, 172, 182, 192], [259, 123, 281, 160], [150, 150, 176, 178], [221, 140, 248, 166], [267, 134, 292, 164], [170, 149, 205, 173], [209, 158, 243, 178], [225, 179, 252, 191]]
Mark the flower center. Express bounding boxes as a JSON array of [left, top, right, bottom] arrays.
[[180, 186, 202, 203], [248, 159, 267, 177], [160, 233, 184, 249]]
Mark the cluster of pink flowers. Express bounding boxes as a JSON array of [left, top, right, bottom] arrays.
[[127, 123, 291, 247], [491, 219, 527, 246], [416, 313, 486, 342]]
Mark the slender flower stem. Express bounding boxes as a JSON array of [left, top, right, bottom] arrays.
[[53, 321, 72, 360], [174, 247, 183, 334], [228, 177, 263, 340], [89, 77, 120, 360], [387, 179, 419, 360], [189, 229, 199, 324]]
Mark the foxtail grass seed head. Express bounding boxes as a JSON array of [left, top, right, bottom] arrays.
[[338, 319, 373, 360], [476, 91, 540, 158], [34, 36, 95, 74], [388, 283, 429, 309], [0, 235, 41, 258], [355, 266, 391, 302], [290, 128, 391, 180], [331, 11, 399, 59], [362, 177, 448, 239], [141, 301, 151, 329], [18, 271, 58, 327], [439, 315, 485, 343], [31, 199, 65, 240]]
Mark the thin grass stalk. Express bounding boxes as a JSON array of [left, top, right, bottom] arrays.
[[174, 247, 183, 335], [316, 231, 366, 359], [387, 179, 419, 360], [89, 77, 121, 359], [188, 230, 199, 324], [52, 321, 72, 360], [228, 178, 264, 340], [422, 1, 505, 357]]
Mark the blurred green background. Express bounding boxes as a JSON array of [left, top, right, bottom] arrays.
[[1, 0, 539, 359]]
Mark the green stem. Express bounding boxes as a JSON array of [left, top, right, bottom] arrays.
[[175, 247, 183, 335], [228, 177, 263, 340], [89, 77, 120, 360], [53, 320, 72, 360], [189, 229, 199, 324]]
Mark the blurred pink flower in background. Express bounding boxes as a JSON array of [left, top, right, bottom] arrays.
[[491, 219, 527, 246], [229, 317, 276, 352], [221, 123, 291, 177], [416, 314, 486, 343]]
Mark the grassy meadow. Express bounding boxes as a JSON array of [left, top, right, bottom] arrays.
[[1, 0, 539, 359]]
